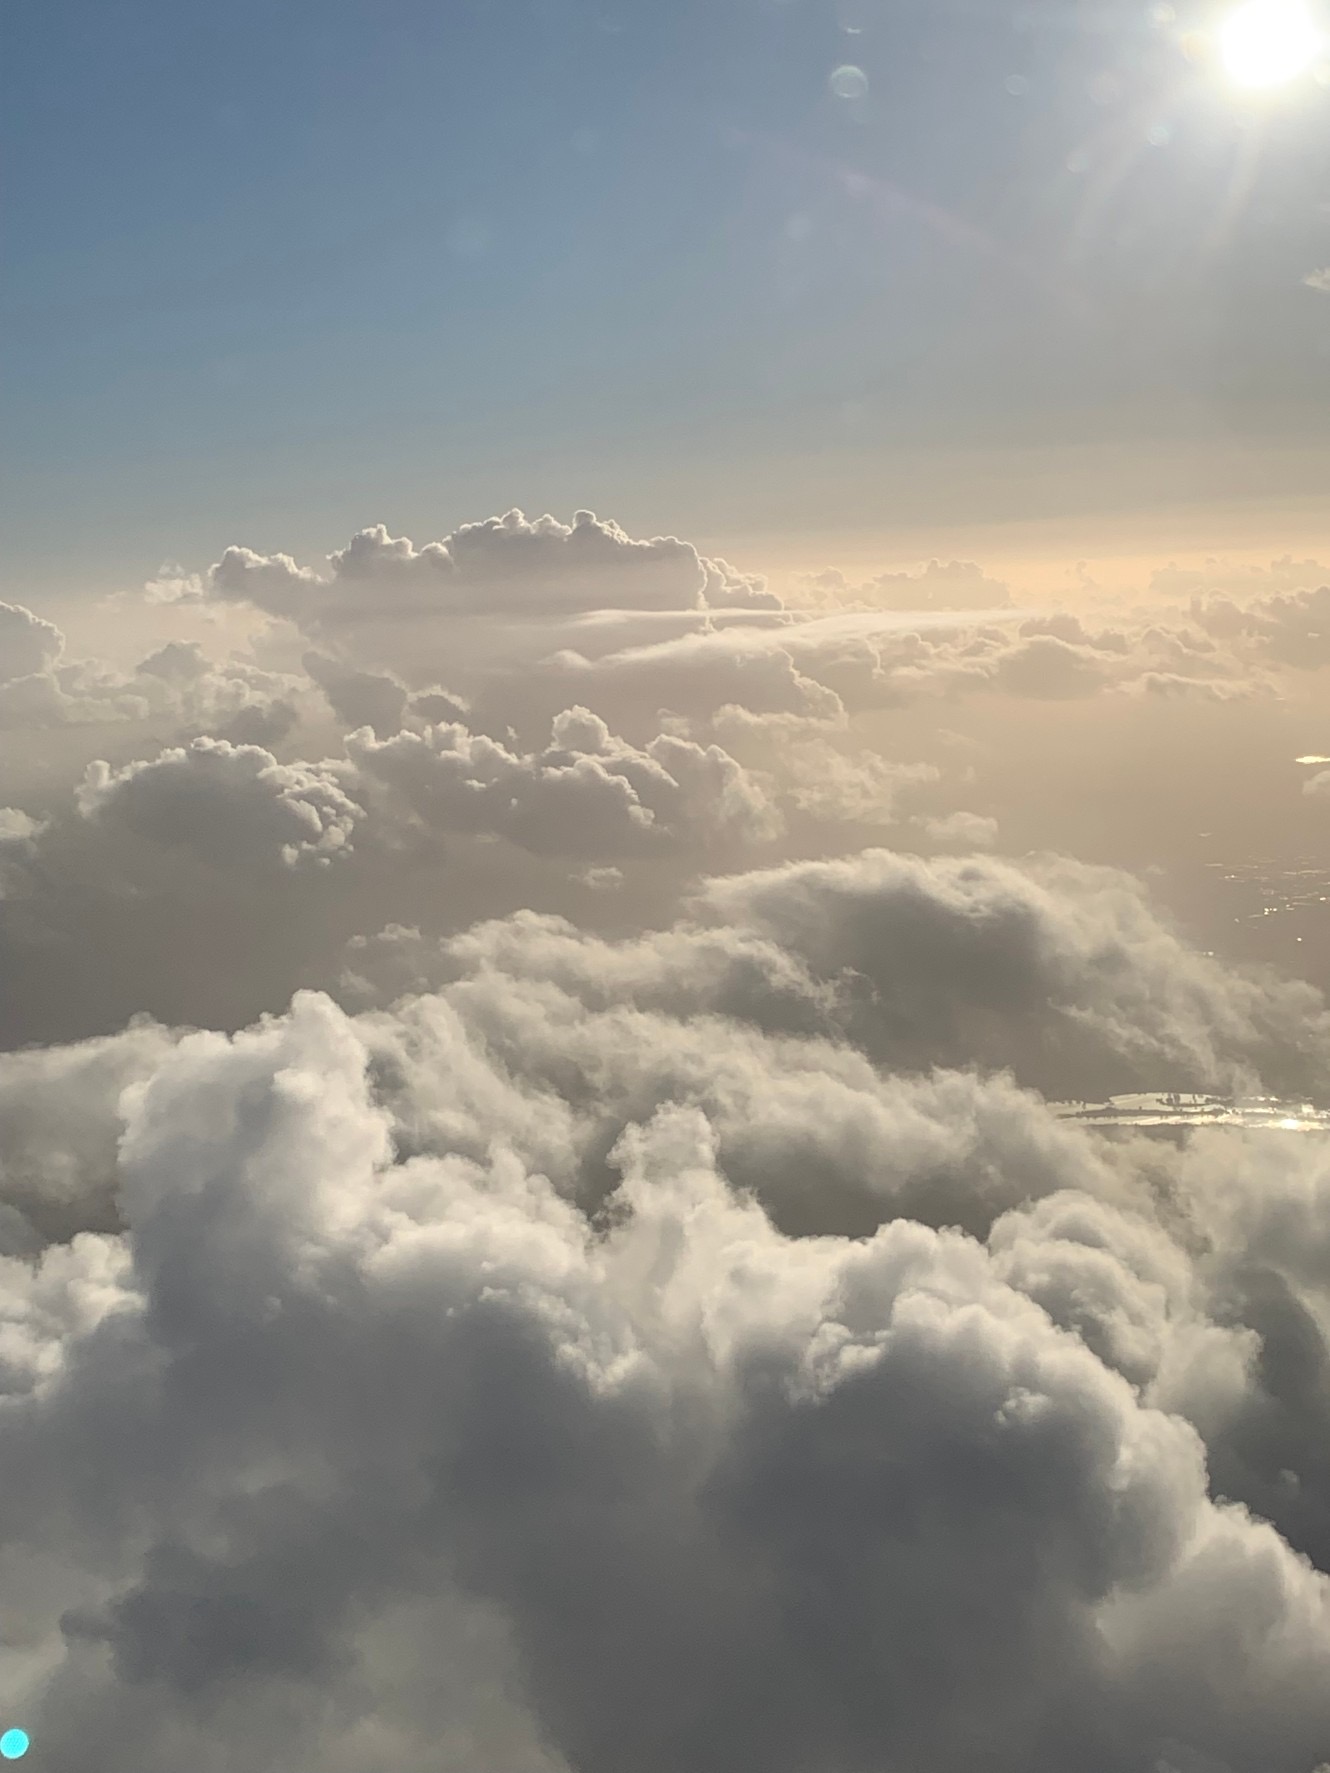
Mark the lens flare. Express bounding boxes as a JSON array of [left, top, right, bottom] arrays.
[[1219, 0, 1323, 87]]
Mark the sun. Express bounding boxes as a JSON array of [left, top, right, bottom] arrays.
[[1219, 0, 1324, 87]]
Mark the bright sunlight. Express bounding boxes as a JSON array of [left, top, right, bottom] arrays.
[[1219, 0, 1324, 87]]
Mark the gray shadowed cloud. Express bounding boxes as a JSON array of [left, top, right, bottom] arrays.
[[1, 988, 1330, 1771]]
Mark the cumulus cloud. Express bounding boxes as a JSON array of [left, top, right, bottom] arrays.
[[0, 1017, 180, 1248], [302, 651, 412, 737], [805, 557, 1011, 610], [497, 633, 844, 739], [129, 512, 1318, 751], [693, 848, 1330, 1099], [0, 601, 64, 681], [0, 606, 308, 740], [205, 509, 782, 633], [1, 976, 1330, 1771], [0, 605, 154, 730], [133, 641, 304, 747], [0, 806, 43, 851], [991, 631, 1112, 698], [347, 707, 783, 856], [857, 610, 1262, 707], [7, 500, 1330, 1772], [1154, 555, 1330, 602], [76, 738, 364, 870]]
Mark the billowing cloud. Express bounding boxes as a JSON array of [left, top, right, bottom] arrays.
[[134, 642, 304, 747], [76, 738, 364, 870], [1, 976, 1329, 1771], [0, 1017, 180, 1249], [347, 707, 783, 855], [0, 605, 152, 730], [205, 509, 782, 632], [5, 501, 1330, 1772], [693, 848, 1330, 1098]]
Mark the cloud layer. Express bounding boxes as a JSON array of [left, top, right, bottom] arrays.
[[4, 949, 1330, 1772], [3, 507, 1330, 1770]]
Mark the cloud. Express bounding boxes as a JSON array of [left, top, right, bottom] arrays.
[[992, 632, 1112, 699], [0, 606, 154, 730], [8, 499, 1330, 1770], [347, 707, 784, 856], [0, 806, 43, 850], [129, 513, 1319, 753], [1303, 268, 1330, 293], [0, 601, 64, 681], [303, 652, 411, 737], [693, 848, 1330, 1099], [0, 611, 306, 739], [1187, 583, 1330, 671], [0, 1017, 180, 1249], [133, 642, 304, 746], [76, 738, 364, 870], [2, 987, 1330, 1770], [206, 510, 782, 632], [468, 633, 845, 748], [1152, 555, 1330, 601], [805, 557, 1011, 611]]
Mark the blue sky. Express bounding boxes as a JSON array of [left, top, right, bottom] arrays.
[[5, 0, 1330, 595]]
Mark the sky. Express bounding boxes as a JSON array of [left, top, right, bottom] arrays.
[[8, 5, 1330, 1772], [5, 0, 1330, 596]]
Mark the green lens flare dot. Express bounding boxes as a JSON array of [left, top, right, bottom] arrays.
[[0, 1730, 29, 1759]]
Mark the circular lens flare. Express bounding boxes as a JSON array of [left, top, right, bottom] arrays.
[[1219, 0, 1323, 86]]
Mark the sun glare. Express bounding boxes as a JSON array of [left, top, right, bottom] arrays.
[[1219, 0, 1323, 87]]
